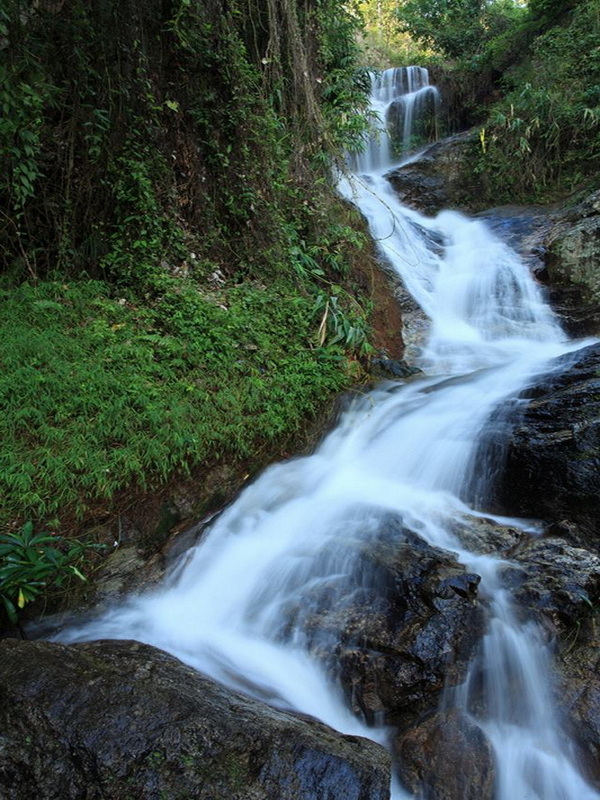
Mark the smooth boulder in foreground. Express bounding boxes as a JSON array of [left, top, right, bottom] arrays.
[[0, 639, 390, 800]]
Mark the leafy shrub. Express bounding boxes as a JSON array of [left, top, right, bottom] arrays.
[[0, 522, 94, 623]]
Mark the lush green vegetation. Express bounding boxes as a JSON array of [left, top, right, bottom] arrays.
[[0, 522, 98, 624], [472, 0, 600, 203], [357, 0, 524, 67], [357, 0, 429, 67], [0, 279, 351, 526], [397, 0, 523, 61], [0, 0, 378, 620]]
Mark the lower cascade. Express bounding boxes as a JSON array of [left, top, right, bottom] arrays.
[[55, 68, 600, 799]]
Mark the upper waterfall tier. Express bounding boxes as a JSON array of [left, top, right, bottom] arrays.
[[353, 66, 440, 173]]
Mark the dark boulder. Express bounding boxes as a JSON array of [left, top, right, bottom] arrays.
[[449, 515, 523, 555], [370, 357, 422, 380], [546, 191, 600, 309], [499, 536, 600, 634], [385, 131, 476, 216], [554, 618, 600, 784], [279, 514, 484, 732], [540, 189, 600, 336], [474, 205, 554, 279], [478, 342, 600, 543], [0, 639, 391, 800], [394, 709, 495, 800]]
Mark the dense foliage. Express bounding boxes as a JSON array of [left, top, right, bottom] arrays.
[[396, 0, 523, 61], [357, 0, 426, 67], [0, 0, 376, 619], [472, 0, 600, 202], [357, 0, 524, 66], [0, 0, 371, 280]]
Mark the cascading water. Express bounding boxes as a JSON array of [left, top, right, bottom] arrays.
[[351, 66, 439, 171], [55, 68, 599, 799]]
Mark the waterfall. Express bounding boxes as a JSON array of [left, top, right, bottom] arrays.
[[352, 66, 439, 172], [54, 68, 599, 799]]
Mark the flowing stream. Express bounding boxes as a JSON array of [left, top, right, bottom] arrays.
[[56, 69, 599, 799]]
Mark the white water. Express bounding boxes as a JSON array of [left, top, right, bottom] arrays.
[[55, 68, 599, 799], [352, 67, 439, 171]]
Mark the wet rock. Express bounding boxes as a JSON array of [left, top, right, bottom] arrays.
[[0, 639, 390, 800], [474, 205, 555, 278], [394, 709, 495, 800], [90, 544, 164, 602], [449, 515, 523, 555], [538, 190, 600, 335], [499, 536, 600, 633], [370, 357, 422, 380], [394, 282, 430, 366], [385, 131, 476, 216], [546, 191, 600, 310], [480, 342, 600, 543], [283, 514, 484, 730], [554, 619, 600, 784], [547, 284, 600, 338]]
